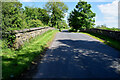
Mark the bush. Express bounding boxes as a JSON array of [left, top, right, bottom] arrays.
[[28, 19, 44, 28], [2, 30, 58, 79], [69, 28, 77, 32]]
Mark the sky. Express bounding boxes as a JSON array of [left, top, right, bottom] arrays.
[[18, 0, 119, 28]]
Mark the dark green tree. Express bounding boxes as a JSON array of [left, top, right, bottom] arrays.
[[58, 20, 68, 29], [24, 7, 50, 26], [37, 8, 50, 25], [44, 0, 68, 29], [2, 1, 25, 31], [68, 0, 95, 31]]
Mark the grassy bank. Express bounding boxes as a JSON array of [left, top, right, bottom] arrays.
[[80, 32, 120, 51], [2, 30, 58, 79]]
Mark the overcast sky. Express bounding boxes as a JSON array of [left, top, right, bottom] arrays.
[[18, 0, 119, 28]]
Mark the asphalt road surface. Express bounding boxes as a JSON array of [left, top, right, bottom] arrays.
[[32, 30, 120, 79]]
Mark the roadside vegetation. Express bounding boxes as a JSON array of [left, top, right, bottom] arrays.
[[44, 1, 68, 30], [67, 0, 119, 32], [68, 0, 95, 31], [2, 0, 68, 48], [1, 0, 68, 79], [2, 30, 58, 79], [68, 0, 120, 51]]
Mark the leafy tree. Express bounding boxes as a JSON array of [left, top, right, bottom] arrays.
[[2, 2, 25, 31], [58, 20, 68, 29], [24, 7, 38, 22], [24, 7, 50, 25], [37, 8, 50, 25], [68, 0, 95, 31], [28, 19, 43, 28], [2, 1, 27, 47], [1, 0, 51, 47], [44, 0, 68, 29]]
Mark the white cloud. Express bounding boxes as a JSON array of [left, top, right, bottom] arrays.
[[85, 0, 115, 2], [98, 0, 118, 28], [98, 0, 118, 17]]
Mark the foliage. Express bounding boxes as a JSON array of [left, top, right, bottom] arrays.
[[37, 8, 50, 25], [4, 33, 16, 48], [2, 2, 24, 48], [2, 2, 24, 32], [68, 0, 95, 31], [28, 19, 44, 28], [96, 25, 120, 31], [2, 2, 50, 32], [2, 30, 58, 79], [56, 20, 68, 30], [1, 0, 68, 48], [2, 1, 51, 48], [69, 27, 78, 32], [24, 7, 50, 25], [44, 0, 68, 28], [60, 20, 69, 29]]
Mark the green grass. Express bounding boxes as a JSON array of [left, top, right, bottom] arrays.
[[2, 30, 58, 79], [80, 32, 120, 51], [96, 27, 120, 31]]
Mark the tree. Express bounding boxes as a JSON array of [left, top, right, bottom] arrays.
[[58, 20, 68, 29], [2, 1, 25, 31], [44, 0, 68, 28], [24, 7, 50, 25], [68, 0, 95, 31], [37, 8, 50, 25]]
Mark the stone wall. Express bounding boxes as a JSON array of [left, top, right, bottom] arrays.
[[81, 28, 120, 41], [13, 27, 55, 49]]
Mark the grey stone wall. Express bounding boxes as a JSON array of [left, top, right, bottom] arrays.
[[81, 28, 120, 41], [13, 27, 55, 49]]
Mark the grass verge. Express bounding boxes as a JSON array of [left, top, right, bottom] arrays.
[[80, 32, 120, 51], [2, 30, 58, 80]]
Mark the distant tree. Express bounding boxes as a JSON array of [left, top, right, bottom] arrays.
[[44, 0, 68, 29], [68, 0, 95, 31], [58, 20, 68, 29], [96, 24, 107, 29]]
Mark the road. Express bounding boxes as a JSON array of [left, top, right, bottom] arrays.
[[32, 30, 120, 79]]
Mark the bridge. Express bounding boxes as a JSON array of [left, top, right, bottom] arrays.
[[22, 30, 120, 79]]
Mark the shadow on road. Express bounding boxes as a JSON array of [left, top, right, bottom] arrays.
[[33, 39, 120, 79]]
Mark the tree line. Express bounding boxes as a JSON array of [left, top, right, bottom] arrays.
[[1, 0, 68, 48], [2, 0, 68, 33], [2, 0, 96, 33]]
